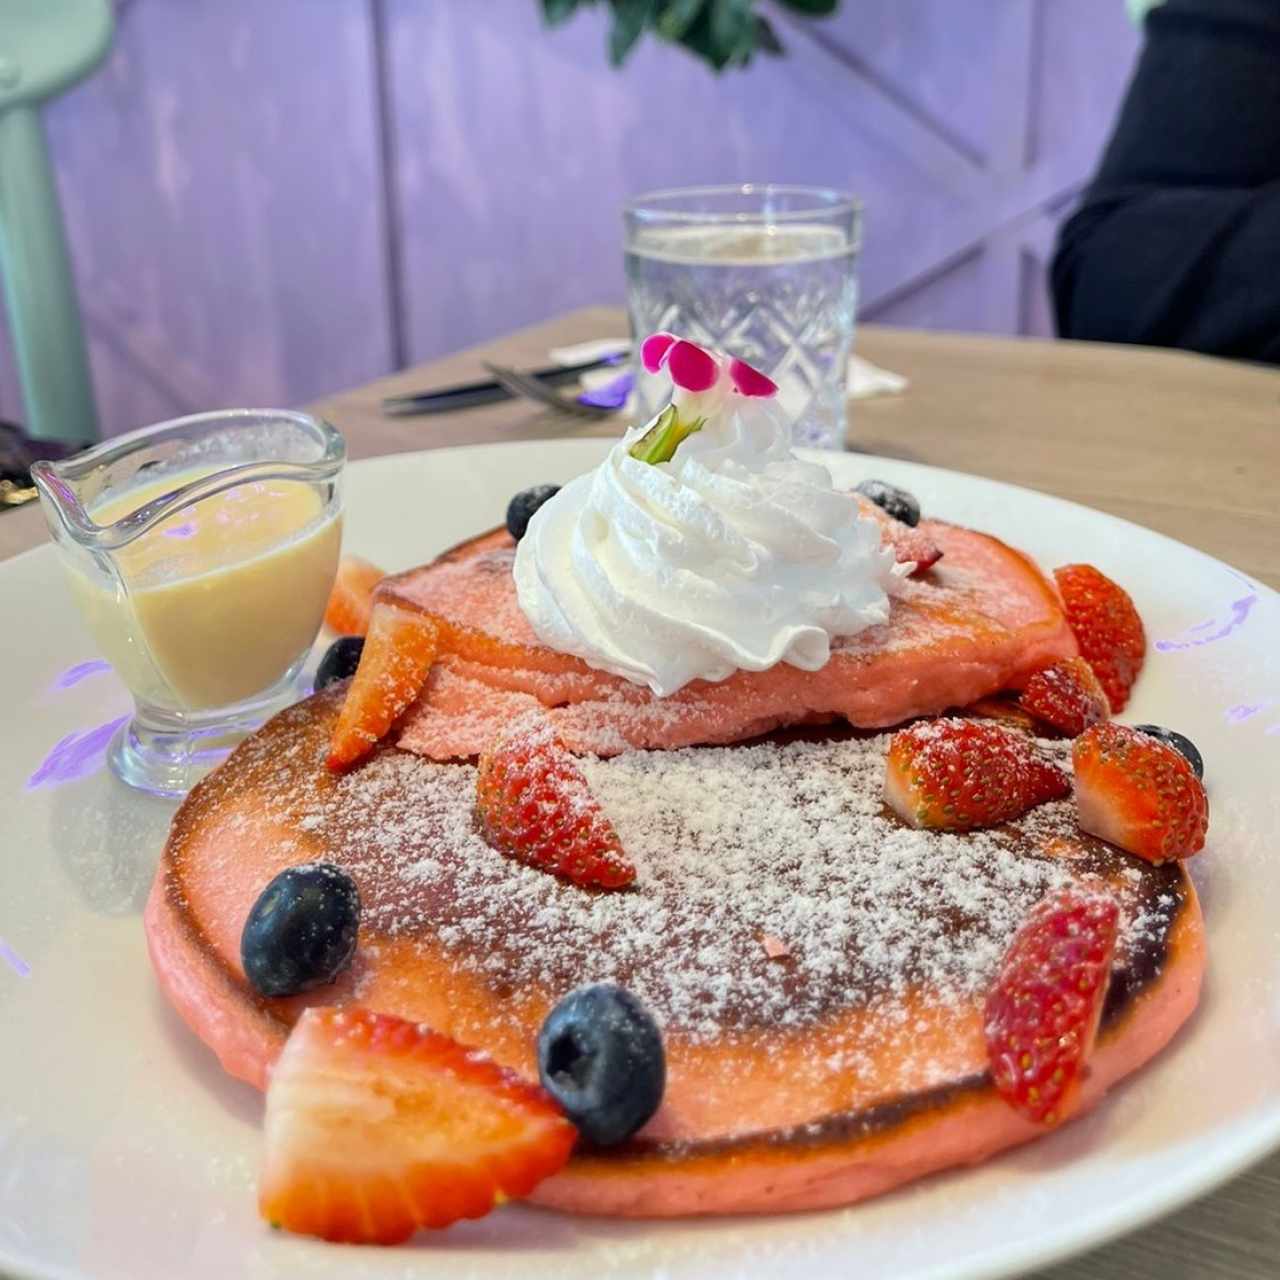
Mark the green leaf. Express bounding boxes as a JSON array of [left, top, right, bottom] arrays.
[[709, 0, 755, 63], [754, 14, 785, 55], [542, 0, 584, 26], [708, 0, 751, 35], [547, 0, 841, 73], [629, 405, 706, 465], [655, 0, 707, 41], [608, 0, 658, 65], [675, 9, 734, 69], [776, 0, 840, 15]]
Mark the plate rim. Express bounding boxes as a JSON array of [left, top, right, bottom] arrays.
[[3, 438, 1278, 1280]]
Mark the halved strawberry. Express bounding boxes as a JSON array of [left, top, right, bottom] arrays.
[[1073, 722, 1208, 863], [324, 555, 386, 637], [884, 718, 1070, 831], [984, 889, 1120, 1126], [327, 601, 437, 771], [259, 1007, 575, 1243], [1053, 564, 1146, 712], [1020, 657, 1110, 737], [853, 493, 943, 574], [476, 717, 635, 889], [887, 523, 943, 575]]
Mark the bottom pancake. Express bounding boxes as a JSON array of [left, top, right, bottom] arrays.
[[145, 689, 1204, 1217]]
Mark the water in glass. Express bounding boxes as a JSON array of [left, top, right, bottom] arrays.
[[626, 221, 858, 449]]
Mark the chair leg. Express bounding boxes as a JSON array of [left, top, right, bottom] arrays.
[[0, 104, 98, 444]]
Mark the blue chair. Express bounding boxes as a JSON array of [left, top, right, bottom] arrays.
[[0, 0, 112, 444]]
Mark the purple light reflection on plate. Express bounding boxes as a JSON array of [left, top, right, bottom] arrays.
[[27, 715, 129, 790], [53, 659, 112, 689], [1226, 702, 1272, 724], [0, 939, 30, 978], [1155, 595, 1258, 652], [163, 522, 197, 539]]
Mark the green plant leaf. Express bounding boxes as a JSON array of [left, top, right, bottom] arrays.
[[753, 14, 785, 54], [542, 0, 584, 26], [709, 0, 764, 67], [655, 0, 707, 41], [675, 9, 733, 69], [609, 0, 658, 65], [776, 0, 840, 15], [544, 0, 841, 72]]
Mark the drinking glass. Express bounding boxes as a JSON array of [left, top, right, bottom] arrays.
[[32, 410, 345, 797], [625, 184, 861, 449]]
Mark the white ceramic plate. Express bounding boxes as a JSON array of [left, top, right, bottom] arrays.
[[3, 441, 1278, 1280]]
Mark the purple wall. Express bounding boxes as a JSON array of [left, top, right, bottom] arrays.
[[0, 0, 1140, 437]]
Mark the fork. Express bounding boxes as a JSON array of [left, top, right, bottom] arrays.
[[482, 361, 617, 420]]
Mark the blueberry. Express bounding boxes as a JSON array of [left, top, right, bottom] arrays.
[[240, 863, 361, 998], [314, 636, 365, 691], [855, 479, 921, 527], [506, 484, 560, 541], [537, 983, 665, 1147], [1133, 725, 1204, 779]]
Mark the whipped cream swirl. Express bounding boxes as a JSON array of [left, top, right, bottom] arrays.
[[514, 376, 899, 696]]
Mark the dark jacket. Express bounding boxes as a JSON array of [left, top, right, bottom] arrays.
[[1052, 0, 1280, 363]]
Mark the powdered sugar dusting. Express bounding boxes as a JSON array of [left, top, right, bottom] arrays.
[[216, 705, 1186, 1054]]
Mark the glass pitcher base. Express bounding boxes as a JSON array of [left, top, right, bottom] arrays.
[[108, 674, 310, 798]]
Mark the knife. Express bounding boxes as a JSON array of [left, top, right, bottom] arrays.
[[382, 354, 627, 416]]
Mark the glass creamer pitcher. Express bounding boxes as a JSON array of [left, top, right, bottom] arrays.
[[32, 409, 345, 797]]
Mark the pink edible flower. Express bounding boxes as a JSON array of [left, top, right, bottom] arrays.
[[728, 357, 778, 398], [665, 339, 719, 393], [639, 332, 778, 401], [640, 332, 678, 374]]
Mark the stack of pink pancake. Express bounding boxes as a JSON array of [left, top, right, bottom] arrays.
[[144, 517, 1204, 1216]]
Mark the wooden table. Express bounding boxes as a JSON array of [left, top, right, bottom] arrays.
[[5, 307, 1278, 1277]]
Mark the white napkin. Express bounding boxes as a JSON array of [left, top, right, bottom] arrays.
[[847, 353, 909, 400], [548, 338, 631, 366], [548, 340, 908, 401]]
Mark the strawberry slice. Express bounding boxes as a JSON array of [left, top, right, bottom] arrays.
[[852, 494, 942, 574], [984, 889, 1120, 1126], [884, 718, 1070, 831], [327, 601, 437, 772], [323, 555, 386, 637], [1073, 722, 1208, 863], [1020, 657, 1110, 737], [1053, 564, 1146, 712], [887, 523, 943, 575], [476, 717, 635, 889], [259, 1007, 575, 1243]]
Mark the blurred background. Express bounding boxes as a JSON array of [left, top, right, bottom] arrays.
[[0, 0, 1140, 437]]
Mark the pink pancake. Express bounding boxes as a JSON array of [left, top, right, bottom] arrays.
[[387, 520, 1079, 759], [145, 696, 1203, 1217]]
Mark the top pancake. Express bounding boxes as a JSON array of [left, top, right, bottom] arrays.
[[385, 519, 1079, 759]]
